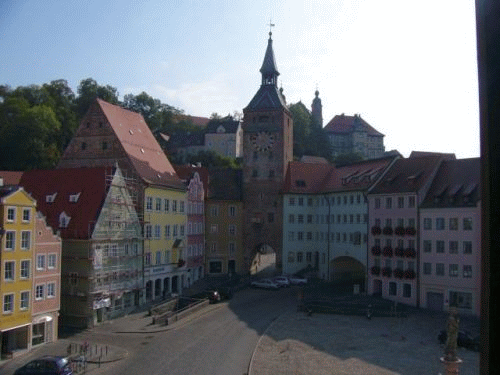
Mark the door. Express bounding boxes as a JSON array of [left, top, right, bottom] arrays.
[[427, 292, 444, 311]]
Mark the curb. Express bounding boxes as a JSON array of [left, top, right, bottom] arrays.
[[247, 312, 287, 375]]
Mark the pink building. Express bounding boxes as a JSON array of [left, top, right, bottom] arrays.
[[367, 153, 454, 306], [419, 158, 481, 316], [174, 166, 209, 285], [32, 212, 62, 346]]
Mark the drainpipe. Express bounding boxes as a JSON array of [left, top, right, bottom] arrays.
[[325, 194, 331, 282]]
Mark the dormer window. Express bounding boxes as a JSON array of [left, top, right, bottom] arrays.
[[216, 125, 226, 133], [69, 193, 81, 203], [59, 212, 71, 228], [46, 192, 57, 203], [295, 180, 306, 188]]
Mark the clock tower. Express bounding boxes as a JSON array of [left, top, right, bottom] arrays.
[[242, 31, 293, 274]]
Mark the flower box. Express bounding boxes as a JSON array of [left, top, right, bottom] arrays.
[[404, 269, 416, 279], [382, 267, 392, 277], [371, 246, 381, 256], [394, 268, 404, 278], [404, 248, 416, 258], [382, 226, 393, 236], [395, 226, 406, 236], [394, 247, 405, 257], [382, 246, 393, 257], [371, 226, 382, 236], [371, 266, 381, 275], [405, 226, 416, 236], [177, 259, 186, 267]]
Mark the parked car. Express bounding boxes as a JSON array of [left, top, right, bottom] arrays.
[[288, 275, 308, 285], [251, 278, 279, 290], [14, 355, 73, 375], [438, 330, 480, 351], [273, 276, 290, 287]]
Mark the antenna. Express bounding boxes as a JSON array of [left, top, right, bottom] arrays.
[[268, 19, 275, 35]]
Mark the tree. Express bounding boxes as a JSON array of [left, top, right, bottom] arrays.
[[170, 150, 241, 169], [332, 152, 364, 167], [75, 78, 119, 119]]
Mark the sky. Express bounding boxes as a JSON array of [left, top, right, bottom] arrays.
[[0, 0, 479, 158]]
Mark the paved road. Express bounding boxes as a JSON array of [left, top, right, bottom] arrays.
[[88, 286, 298, 375]]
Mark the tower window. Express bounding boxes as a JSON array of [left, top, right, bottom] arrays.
[[252, 169, 258, 178], [81, 142, 87, 150], [102, 141, 108, 150]]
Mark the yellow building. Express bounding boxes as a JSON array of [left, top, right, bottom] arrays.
[[1, 186, 36, 358], [143, 187, 187, 300]]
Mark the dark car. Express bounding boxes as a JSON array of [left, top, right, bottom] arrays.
[[14, 355, 73, 375], [438, 330, 480, 351]]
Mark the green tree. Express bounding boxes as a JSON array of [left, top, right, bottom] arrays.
[[333, 152, 364, 167], [171, 150, 241, 169], [75, 78, 119, 119]]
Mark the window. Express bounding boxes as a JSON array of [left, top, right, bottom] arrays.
[[436, 263, 445, 276], [4, 261, 14, 281], [268, 213, 274, 223], [229, 242, 235, 254], [146, 197, 153, 211], [423, 240, 432, 253], [164, 199, 170, 212], [297, 232, 304, 241], [449, 291, 472, 309], [229, 225, 236, 236], [408, 196, 416, 208], [449, 218, 458, 230], [210, 205, 219, 217], [59, 212, 71, 228], [436, 241, 445, 253], [306, 252, 312, 262], [423, 218, 432, 230], [289, 197, 295, 206], [5, 231, 15, 250], [155, 198, 162, 211], [173, 225, 178, 236], [436, 218, 445, 230], [449, 241, 458, 254], [385, 197, 392, 209], [7, 207, 15, 222], [172, 200, 177, 212], [35, 285, 44, 300], [21, 260, 30, 278], [22, 208, 31, 222], [180, 201, 185, 213], [156, 251, 161, 265], [145, 252, 151, 265], [288, 231, 294, 241], [306, 232, 312, 241], [298, 197, 304, 206], [343, 196, 347, 205], [229, 206, 236, 216], [20, 291, 29, 309], [306, 214, 313, 224], [389, 282, 397, 296], [36, 255, 45, 270], [210, 224, 218, 234], [154, 225, 161, 239], [145, 224, 152, 239], [403, 284, 411, 298], [298, 215, 304, 224], [3, 294, 14, 313], [289, 214, 295, 224], [463, 241, 472, 254], [449, 264, 459, 277], [102, 141, 108, 150], [398, 197, 404, 208], [463, 265, 472, 278], [21, 231, 31, 250], [297, 252, 303, 262], [209, 261, 222, 273], [463, 218, 473, 230], [180, 225, 185, 236], [47, 283, 56, 298], [350, 195, 354, 204], [252, 169, 258, 178], [423, 263, 432, 275], [288, 251, 295, 263], [164, 225, 171, 239]]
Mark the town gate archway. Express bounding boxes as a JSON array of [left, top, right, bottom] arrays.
[[250, 243, 276, 277], [330, 256, 366, 292]]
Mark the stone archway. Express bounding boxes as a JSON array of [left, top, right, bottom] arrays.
[[330, 256, 366, 292], [250, 244, 276, 277]]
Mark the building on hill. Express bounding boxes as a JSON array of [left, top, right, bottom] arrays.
[[174, 165, 209, 284], [311, 90, 323, 127], [419, 158, 481, 316], [205, 168, 244, 275], [57, 98, 188, 303], [323, 113, 385, 160], [281, 155, 400, 285], [20, 166, 144, 328], [366, 152, 455, 307]]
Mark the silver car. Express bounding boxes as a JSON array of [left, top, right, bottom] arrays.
[[273, 276, 290, 287], [251, 278, 279, 289]]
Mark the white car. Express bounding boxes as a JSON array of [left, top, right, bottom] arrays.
[[251, 278, 280, 290], [273, 276, 290, 287], [288, 275, 308, 285]]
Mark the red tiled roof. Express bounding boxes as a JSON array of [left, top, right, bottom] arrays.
[[20, 167, 110, 239], [174, 165, 210, 199], [283, 157, 398, 194], [0, 171, 23, 185], [324, 114, 384, 137], [96, 99, 184, 190]]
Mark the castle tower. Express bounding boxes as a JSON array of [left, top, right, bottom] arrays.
[[242, 31, 293, 273], [311, 89, 323, 127]]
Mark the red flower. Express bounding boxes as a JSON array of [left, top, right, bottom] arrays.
[[382, 267, 392, 277], [371, 266, 381, 275], [395, 226, 406, 236], [404, 269, 416, 279], [394, 268, 404, 278], [371, 226, 382, 235], [383, 246, 393, 257], [383, 226, 394, 235], [404, 248, 416, 258], [371, 246, 382, 256], [405, 226, 416, 236]]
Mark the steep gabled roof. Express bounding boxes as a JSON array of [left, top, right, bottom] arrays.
[[421, 158, 480, 208], [324, 114, 384, 137], [0, 171, 23, 185], [205, 118, 241, 134], [96, 99, 184, 189], [245, 85, 287, 112], [20, 167, 110, 239]]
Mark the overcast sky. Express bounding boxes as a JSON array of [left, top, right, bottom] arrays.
[[0, 0, 479, 158]]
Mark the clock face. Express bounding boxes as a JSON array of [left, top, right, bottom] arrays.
[[250, 131, 276, 152]]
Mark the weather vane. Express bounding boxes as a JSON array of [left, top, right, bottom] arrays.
[[268, 19, 275, 35]]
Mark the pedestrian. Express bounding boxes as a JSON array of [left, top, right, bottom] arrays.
[[367, 304, 373, 320]]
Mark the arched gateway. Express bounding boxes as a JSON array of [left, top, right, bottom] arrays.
[[330, 256, 366, 292], [250, 244, 276, 276]]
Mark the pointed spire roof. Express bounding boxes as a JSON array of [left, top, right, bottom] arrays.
[[260, 32, 280, 78]]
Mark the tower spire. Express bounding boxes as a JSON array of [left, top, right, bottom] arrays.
[[260, 26, 279, 87]]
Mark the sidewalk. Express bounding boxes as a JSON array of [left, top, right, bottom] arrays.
[[248, 310, 480, 375]]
